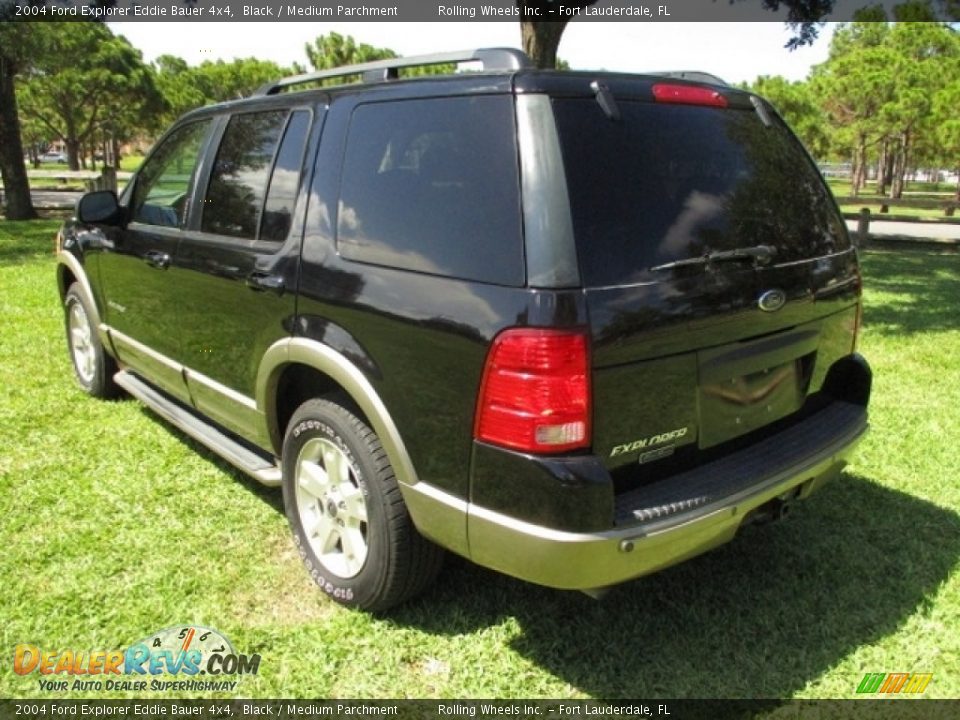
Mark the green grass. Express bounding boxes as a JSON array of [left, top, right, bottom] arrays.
[[827, 179, 960, 221], [1, 219, 959, 700], [120, 155, 145, 173]]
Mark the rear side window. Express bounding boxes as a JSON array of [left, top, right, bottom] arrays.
[[202, 110, 288, 240], [553, 99, 850, 287], [261, 111, 311, 243], [337, 96, 523, 286]]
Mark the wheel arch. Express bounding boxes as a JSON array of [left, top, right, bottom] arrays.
[[57, 252, 99, 323], [257, 338, 419, 490]]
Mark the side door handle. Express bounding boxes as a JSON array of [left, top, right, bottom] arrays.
[[246, 272, 285, 295], [143, 250, 171, 270]]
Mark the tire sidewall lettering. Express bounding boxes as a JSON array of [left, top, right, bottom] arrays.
[[286, 411, 374, 605]]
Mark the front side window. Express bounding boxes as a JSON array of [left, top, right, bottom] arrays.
[[132, 120, 211, 228], [337, 96, 523, 286], [201, 110, 289, 239]]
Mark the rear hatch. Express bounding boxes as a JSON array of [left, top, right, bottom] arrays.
[[550, 79, 860, 472]]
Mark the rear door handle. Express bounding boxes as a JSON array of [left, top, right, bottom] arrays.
[[246, 272, 285, 295], [143, 250, 171, 270]]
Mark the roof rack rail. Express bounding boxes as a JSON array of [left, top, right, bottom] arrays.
[[254, 47, 532, 97], [652, 71, 728, 87]]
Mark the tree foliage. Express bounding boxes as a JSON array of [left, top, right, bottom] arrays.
[[17, 23, 160, 170], [803, 21, 958, 196], [305, 32, 397, 69], [153, 56, 293, 128], [745, 75, 832, 158], [303, 32, 453, 79]]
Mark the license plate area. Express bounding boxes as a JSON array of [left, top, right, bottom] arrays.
[[697, 329, 818, 448]]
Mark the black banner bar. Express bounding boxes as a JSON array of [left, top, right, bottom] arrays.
[[3, 0, 958, 22], [2, 700, 960, 720]]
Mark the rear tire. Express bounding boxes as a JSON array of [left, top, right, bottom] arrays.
[[282, 398, 443, 611], [64, 282, 120, 399]]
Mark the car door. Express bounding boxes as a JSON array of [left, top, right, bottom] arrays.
[[98, 118, 215, 403], [173, 107, 316, 445]]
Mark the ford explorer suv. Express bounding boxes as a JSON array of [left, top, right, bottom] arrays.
[[56, 48, 870, 611]]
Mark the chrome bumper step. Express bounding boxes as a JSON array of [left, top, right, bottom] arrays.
[[614, 400, 867, 525], [114, 370, 282, 487]]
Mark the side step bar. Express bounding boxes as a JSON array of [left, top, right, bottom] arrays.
[[114, 370, 282, 487]]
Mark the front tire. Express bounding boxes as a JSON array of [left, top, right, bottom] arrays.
[[282, 398, 443, 611], [64, 282, 120, 399]]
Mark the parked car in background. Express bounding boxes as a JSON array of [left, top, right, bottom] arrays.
[[40, 151, 67, 164]]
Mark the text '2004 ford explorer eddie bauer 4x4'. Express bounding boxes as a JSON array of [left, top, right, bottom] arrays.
[[56, 48, 870, 611]]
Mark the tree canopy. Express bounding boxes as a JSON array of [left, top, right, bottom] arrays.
[[15, 23, 160, 171], [742, 21, 959, 198]]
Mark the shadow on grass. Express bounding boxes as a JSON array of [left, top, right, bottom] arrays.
[[0, 243, 51, 267], [0, 218, 64, 267], [393, 474, 960, 699], [861, 251, 960, 336], [134, 404, 284, 514]]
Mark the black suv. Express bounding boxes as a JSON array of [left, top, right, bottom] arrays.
[[57, 48, 870, 611]]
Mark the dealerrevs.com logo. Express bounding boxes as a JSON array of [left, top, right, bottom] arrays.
[[14, 626, 260, 693]]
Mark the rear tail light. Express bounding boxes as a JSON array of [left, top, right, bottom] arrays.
[[652, 83, 728, 108], [474, 328, 591, 454]]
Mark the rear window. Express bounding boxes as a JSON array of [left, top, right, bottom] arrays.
[[553, 99, 849, 287]]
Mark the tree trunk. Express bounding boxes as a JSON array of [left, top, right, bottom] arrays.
[[882, 144, 895, 191], [520, 19, 569, 69], [851, 136, 867, 197], [850, 148, 859, 197], [890, 131, 909, 199], [66, 137, 80, 171], [876, 139, 888, 196], [0, 57, 37, 220]]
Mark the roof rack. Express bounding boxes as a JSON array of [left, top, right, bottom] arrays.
[[254, 47, 532, 97], [652, 71, 728, 87]]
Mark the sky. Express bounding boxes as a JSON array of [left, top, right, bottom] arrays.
[[112, 21, 839, 85]]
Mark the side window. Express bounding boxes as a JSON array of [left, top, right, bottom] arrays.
[[132, 120, 210, 228], [260, 111, 311, 243], [337, 96, 523, 286], [201, 110, 288, 239]]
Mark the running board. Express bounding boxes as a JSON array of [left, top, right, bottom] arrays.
[[114, 370, 282, 487]]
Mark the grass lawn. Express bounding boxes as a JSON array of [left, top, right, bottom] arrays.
[[827, 179, 960, 221], [1, 218, 958, 700]]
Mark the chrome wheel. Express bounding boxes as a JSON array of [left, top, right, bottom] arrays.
[[294, 437, 368, 578], [68, 300, 96, 384]]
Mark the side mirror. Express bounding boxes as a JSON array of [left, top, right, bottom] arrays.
[[76, 190, 122, 225]]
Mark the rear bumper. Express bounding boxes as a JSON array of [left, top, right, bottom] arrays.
[[465, 400, 867, 590], [404, 398, 868, 591]]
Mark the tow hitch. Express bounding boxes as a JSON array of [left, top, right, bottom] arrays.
[[745, 488, 801, 526]]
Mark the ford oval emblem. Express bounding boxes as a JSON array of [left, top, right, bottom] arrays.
[[758, 289, 787, 312]]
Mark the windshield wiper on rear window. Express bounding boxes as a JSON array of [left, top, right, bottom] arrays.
[[650, 244, 777, 272]]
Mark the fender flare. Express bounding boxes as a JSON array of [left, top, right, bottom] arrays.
[[57, 251, 111, 348], [256, 337, 470, 557], [256, 337, 419, 488]]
